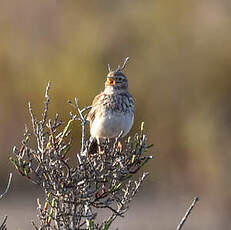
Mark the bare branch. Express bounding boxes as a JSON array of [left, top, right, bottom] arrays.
[[31, 221, 39, 230], [116, 57, 130, 72], [0, 216, 7, 230], [28, 102, 37, 134], [11, 84, 152, 230], [107, 57, 130, 73], [41, 81, 51, 127], [72, 98, 91, 154], [107, 64, 112, 72], [0, 174, 12, 230], [176, 196, 199, 230], [0, 173, 12, 200]]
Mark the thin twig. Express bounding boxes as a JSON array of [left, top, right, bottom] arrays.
[[74, 98, 91, 154], [41, 81, 51, 127], [107, 64, 112, 72], [28, 102, 37, 134], [116, 57, 130, 72], [0, 173, 12, 200], [11, 82, 152, 230], [176, 196, 199, 230], [107, 57, 130, 73], [31, 221, 39, 230], [68, 98, 91, 155], [0, 216, 7, 230], [81, 106, 92, 119]]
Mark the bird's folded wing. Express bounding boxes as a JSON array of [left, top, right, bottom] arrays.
[[87, 92, 104, 123]]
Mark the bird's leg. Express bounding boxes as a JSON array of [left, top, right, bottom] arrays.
[[96, 137, 104, 154], [117, 141, 123, 151]]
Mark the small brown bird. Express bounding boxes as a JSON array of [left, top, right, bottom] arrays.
[[87, 57, 135, 152]]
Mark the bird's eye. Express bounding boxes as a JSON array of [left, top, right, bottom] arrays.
[[118, 77, 122, 81]]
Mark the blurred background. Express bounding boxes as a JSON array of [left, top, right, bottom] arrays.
[[0, 0, 231, 229]]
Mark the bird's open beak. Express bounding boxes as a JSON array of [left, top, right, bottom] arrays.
[[107, 77, 116, 85]]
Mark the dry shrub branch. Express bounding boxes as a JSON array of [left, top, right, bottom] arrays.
[[10, 82, 152, 230]]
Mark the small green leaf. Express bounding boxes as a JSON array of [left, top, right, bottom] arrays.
[[51, 198, 56, 207], [127, 136, 131, 143], [102, 219, 113, 230], [47, 192, 51, 200], [109, 182, 123, 192], [89, 219, 94, 230], [58, 119, 74, 145], [23, 167, 29, 176], [9, 157, 19, 170], [25, 135, 30, 143], [146, 144, 154, 149], [140, 157, 152, 168], [131, 154, 136, 163]]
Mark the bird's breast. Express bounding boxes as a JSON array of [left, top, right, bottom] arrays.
[[90, 111, 134, 138]]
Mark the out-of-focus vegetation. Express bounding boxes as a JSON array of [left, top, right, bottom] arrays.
[[1, 0, 231, 229]]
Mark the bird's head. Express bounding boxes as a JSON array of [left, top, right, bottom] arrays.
[[104, 57, 129, 93], [105, 71, 128, 90]]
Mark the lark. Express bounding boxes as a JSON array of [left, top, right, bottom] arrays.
[[87, 57, 134, 152]]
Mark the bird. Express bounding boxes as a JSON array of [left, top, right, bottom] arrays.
[[87, 57, 135, 153]]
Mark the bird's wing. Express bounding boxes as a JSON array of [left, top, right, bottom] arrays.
[[87, 92, 103, 124]]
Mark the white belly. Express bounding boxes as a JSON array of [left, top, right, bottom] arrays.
[[90, 112, 134, 138]]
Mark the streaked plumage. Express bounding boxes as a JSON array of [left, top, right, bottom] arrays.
[[87, 58, 134, 141]]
